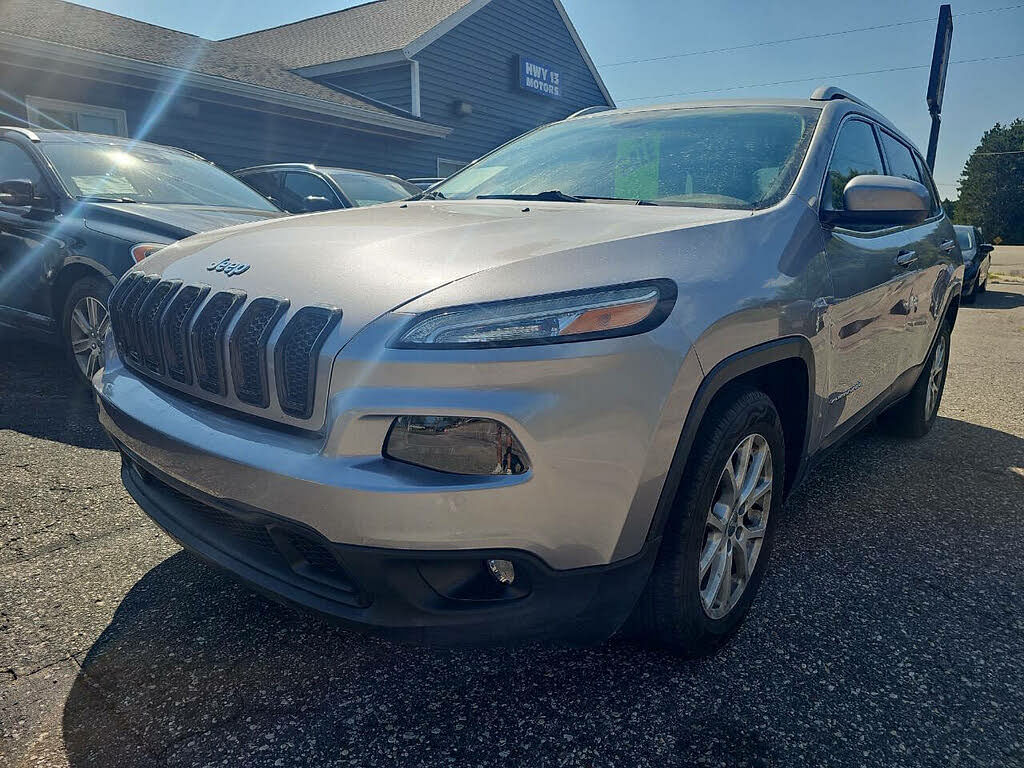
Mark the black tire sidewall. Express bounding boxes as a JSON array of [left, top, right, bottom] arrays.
[[654, 390, 786, 653], [920, 322, 951, 431], [61, 275, 113, 386]]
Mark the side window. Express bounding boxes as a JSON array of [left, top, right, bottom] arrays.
[[879, 132, 922, 183], [912, 152, 942, 216], [241, 171, 281, 200], [282, 172, 336, 203], [0, 141, 45, 189], [825, 120, 883, 210]]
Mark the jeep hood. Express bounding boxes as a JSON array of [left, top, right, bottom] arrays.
[[143, 199, 746, 343]]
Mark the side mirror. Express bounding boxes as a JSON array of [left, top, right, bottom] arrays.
[[822, 175, 931, 228], [0, 178, 35, 207], [301, 195, 336, 212], [977, 243, 995, 256]]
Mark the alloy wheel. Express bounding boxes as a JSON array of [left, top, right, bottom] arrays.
[[69, 295, 109, 380], [698, 433, 773, 619], [924, 334, 946, 420]]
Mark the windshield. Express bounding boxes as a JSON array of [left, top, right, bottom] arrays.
[[43, 141, 279, 210], [955, 226, 974, 251], [328, 171, 413, 207], [432, 106, 820, 209]]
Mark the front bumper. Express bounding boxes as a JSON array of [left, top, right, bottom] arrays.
[[117, 445, 658, 645]]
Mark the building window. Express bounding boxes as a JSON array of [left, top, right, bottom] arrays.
[[437, 157, 466, 177], [25, 96, 127, 137]]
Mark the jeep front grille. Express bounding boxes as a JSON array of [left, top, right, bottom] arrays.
[[108, 272, 340, 422]]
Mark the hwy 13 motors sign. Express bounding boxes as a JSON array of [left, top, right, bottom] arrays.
[[519, 55, 562, 98]]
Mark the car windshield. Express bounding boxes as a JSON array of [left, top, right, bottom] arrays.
[[431, 106, 820, 209], [955, 226, 974, 251], [327, 170, 413, 207], [43, 141, 279, 210]]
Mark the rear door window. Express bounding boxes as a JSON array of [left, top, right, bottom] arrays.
[[825, 119, 884, 210], [879, 132, 923, 183], [241, 171, 281, 200]]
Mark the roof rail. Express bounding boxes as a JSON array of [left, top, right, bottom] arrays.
[[568, 105, 613, 118], [0, 126, 41, 142], [809, 86, 872, 110]]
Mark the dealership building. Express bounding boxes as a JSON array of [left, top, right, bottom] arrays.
[[0, 0, 614, 178]]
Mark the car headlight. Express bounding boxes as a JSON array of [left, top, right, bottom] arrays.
[[391, 280, 676, 349], [131, 243, 166, 263]]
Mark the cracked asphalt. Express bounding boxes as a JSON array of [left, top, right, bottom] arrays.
[[2, 284, 1023, 768]]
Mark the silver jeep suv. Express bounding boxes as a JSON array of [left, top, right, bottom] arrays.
[[95, 87, 961, 655]]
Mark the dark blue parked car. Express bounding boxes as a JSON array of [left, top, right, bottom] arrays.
[[954, 224, 994, 304], [0, 127, 282, 384]]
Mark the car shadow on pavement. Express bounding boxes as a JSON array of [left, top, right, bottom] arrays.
[[58, 417, 1024, 767], [0, 341, 112, 450], [967, 286, 1024, 309]]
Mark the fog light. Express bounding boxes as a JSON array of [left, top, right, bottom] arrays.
[[384, 416, 529, 475], [486, 559, 515, 585]]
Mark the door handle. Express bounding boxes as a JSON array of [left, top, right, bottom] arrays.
[[895, 250, 917, 267], [940, 239, 956, 252]]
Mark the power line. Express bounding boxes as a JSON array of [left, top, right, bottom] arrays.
[[617, 52, 1024, 103], [599, 3, 1024, 69]]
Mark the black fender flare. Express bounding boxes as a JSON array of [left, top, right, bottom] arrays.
[[645, 336, 816, 543]]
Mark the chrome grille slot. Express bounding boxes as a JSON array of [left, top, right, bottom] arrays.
[[136, 279, 181, 374], [191, 290, 246, 395], [108, 271, 141, 359], [119, 275, 158, 362], [161, 284, 209, 384], [229, 297, 289, 407], [275, 306, 342, 419]]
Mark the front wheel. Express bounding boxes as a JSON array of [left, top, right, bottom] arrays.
[[629, 387, 785, 656], [61, 275, 112, 387]]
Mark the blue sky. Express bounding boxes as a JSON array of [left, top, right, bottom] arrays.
[[72, 0, 1024, 200]]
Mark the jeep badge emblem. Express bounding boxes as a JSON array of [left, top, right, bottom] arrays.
[[207, 258, 250, 277]]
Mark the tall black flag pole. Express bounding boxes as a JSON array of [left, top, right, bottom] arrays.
[[926, 4, 953, 171]]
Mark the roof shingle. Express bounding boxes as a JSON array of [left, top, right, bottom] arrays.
[[220, 0, 478, 70]]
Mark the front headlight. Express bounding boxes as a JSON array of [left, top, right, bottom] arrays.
[[391, 280, 676, 349]]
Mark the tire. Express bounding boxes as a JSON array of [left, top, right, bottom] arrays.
[[963, 284, 976, 304], [61, 275, 112, 388], [629, 387, 785, 656], [977, 275, 987, 294], [878, 321, 950, 438]]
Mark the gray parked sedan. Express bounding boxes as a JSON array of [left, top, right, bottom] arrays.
[[94, 86, 962, 656]]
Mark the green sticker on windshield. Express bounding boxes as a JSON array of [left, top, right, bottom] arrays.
[[614, 135, 660, 200]]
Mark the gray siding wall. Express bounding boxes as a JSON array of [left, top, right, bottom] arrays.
[[315, 64, 412, 114], [410, 0, 611, 172], [0, 59, 423, 176]]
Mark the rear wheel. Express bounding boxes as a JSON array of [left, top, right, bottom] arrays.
[[61, 275, 112, 387], [878, 321, 950, 438], [630, 387, 784, 656]]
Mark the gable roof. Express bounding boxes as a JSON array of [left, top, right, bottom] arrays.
[[222, 0, 480, 70], [221, 0, 613, 106], [0, 0, 451, 135]]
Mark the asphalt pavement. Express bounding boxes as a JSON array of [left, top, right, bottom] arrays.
[[2, 284, 1023, 768]]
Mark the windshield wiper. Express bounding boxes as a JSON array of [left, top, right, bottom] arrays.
[[77, 195, 137, 203], [575, 195, 660, 206], [412, 189, 446, 201], [477, 190, 585, 203]]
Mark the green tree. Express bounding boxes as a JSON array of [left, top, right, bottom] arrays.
[[941, 197, 957, 221], [955, 119, 1024, 243]]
